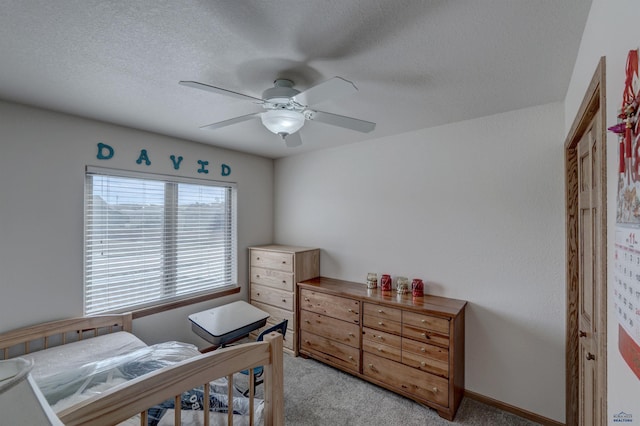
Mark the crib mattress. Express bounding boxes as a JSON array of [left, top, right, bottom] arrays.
[[21, 331, 147, 382]]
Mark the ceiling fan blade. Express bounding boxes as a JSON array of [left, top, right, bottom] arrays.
[[308, 110, 376, 133], [200, 113, 261, 130], [179, 81, 264, 102], [284, 132, 302, 148], [293, 77, 358, 106]]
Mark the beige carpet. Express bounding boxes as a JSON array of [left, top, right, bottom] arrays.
[[240, 353, 540, 425]]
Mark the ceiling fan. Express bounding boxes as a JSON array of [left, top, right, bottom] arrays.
[[179, 77, 376, 147]]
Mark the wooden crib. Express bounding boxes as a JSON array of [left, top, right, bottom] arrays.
[[0, 313, 284, 426]]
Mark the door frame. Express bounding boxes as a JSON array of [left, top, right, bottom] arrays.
[[564, 57, 607, 425]]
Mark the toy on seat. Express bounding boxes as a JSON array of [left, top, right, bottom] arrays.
[[239, 319, 288, 396]]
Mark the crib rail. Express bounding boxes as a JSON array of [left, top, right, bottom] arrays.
[[56, 332, 284, 426], [0, 313, 132, 359]]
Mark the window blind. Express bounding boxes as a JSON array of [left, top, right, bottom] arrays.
[[84, 167, 237, 314]]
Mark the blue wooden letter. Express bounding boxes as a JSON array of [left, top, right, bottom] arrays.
[[221, 163, 231, 176], [170, 155, 183, 170], [197, 160, 209, 174], [96, 142, 114, 160], [136, 149, 151, 166]]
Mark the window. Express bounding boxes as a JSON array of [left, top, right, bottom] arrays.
[[84, 167, 237, 315]]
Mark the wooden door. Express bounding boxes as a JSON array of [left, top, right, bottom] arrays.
[[577, 117, 603, 425], [565, 57, 606, 426]]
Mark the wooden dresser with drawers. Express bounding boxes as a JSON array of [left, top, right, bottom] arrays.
[[248, 245, 320, 355], [298, 276, 466, 421]]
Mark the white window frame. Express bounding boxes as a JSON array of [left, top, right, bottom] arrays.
[[84, 166, 238, 315]]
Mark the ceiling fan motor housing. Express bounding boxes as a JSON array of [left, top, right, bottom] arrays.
[[261, 79, 303, 110]]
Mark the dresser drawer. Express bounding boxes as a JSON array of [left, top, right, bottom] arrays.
[[250, 300, 294, 330], [300, 330, 359, 372], [402, 339, 449, 378], [402, 338, 449, 363], [362, 333, 401, 362], [299, 310, 360, 348], [403, 311, 450, 335], [363, 352, 449, 407], [402, 325, 450, 348], [250, 266, 294, 291], [299, 289, 360, 324], [363, 303, 402, 322], [251, 250, 294, 272], [251, 283, 294, 311], [362, 327, 401, 347], [363, 314, 402, 335]]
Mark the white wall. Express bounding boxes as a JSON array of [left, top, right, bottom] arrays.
[[274, 102, 566, 421], [0, 100, 274, 346], [564, 0, 640, 423]]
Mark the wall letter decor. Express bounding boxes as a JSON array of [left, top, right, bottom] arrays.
[[170, 155, 183, 170], [197, 160, 209, 174], [136, 149, 151, 166], [94, 143, 231, 177], [96, 142, 114, 160]]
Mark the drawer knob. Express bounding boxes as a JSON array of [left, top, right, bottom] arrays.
[[348, 332, 355, 337], [305, 320, 310, 324], [256, 257, 260, 260], [421, 347, 426, 352], [282, 299, 287, 302], [304, 297, 310, 301], [420, 361, 426, 367], [368, 363, 377, 371], [348, 355, 353, 360], [304, 340, 310, 344], [282, 261, 286, 264], [421, 333, 430, 339], [432, 387, 438, 393], [421, 319, 426, 323], [282, 280, 287, 284], [256, 292, 260, 296], [256, 275, 260, 278], [348, 308, 353, 313], [378, 322, 384, 326], [378, 309, 383, 313], [377, 347, 383, 352], [376, 335, 383, 340]]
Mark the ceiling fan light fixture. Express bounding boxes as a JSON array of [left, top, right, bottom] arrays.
[[261, 109, 305, 136]]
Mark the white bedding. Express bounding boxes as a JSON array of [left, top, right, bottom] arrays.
[[22, 332, 264, 425]]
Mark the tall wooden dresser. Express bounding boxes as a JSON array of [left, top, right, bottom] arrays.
[[249, 245, 320, 355], [298, 276, 466, 421]]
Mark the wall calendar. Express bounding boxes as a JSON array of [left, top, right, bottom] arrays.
[[614, 227, 640, 379], [612, 48, 640, 380]]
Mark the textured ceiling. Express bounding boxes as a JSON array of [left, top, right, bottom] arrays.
[[0, 1, 592, 159]]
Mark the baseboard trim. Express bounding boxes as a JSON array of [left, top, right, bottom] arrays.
[[463, 390, 564, 426]]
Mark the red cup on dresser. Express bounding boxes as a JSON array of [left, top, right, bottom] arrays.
[[411, 278, 424, 297], [381, 274, 392, 291]]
